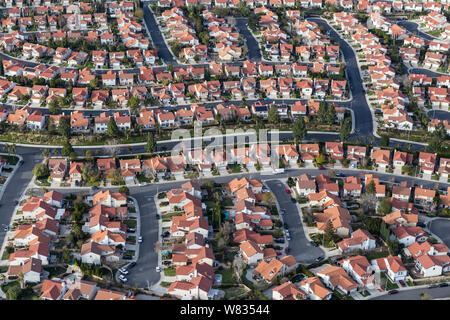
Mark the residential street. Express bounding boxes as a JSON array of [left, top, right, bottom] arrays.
[[370, 286, 450, 300], [265, 180, 324, 264]]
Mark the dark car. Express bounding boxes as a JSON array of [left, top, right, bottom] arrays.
[[291, 198, 297, 203], [162, 260, 172, 265], [156, 214, 161, 219], [274, 238, 285, 244], [127, 228, 136, 233], [285, 248, 290, 254], [310, 241, 319, 247], [388, 290, 399, 295], [398, 280, 406, 287], [283, 223, 289, 229], [416, 222, 426, 228], [128, 262, 136, 269], [439, 282, 448, 287], [336, 173, 345, 177], [276, 251, 282, 256], [122, 255, 133, 260], [162, 231, 170, 237], [315, 256, 324, 262]]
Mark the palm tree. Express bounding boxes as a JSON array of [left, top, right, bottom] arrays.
[[18, 272, 25, 289]]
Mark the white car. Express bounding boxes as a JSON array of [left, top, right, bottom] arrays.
[[156, 266, 162, 272], [138, 236, 143, 243], [118, 275, 128, 282], [119, 269, 129, 275]]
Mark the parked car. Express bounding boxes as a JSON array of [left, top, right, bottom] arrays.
[[280, 209, 286, 215], [318, 167, 326, 170], [119, 269, 129, 275], [416, 222, 426, 228], [283, 223, 289, 229], [122, 255, 132, 260], [285, 248, 290, 254], [127, 228, 136, 233], [274, 238, 285, 244], [128, 262, 136, 269], [14, 200, 19, 205], [285, 188, 291, 194], [291, 198, 297, 203], [162, 260, 171, 265], [162, 231, 170, 237], [336, 173, 344, 177], [138, 236, 143, 243], [428, 284, 439, 289], [388, 290, 399, 295], [315, 256, 324, 262], [398, 280, 406, 287], [276, 251, 282, 256], [118, 275, 127, 282], [155, 267, 162, 272], [286, 235, 291, 241], [310, 241, 319, 247], [156, 214, 161, 219], [440, 282, 448, 287]]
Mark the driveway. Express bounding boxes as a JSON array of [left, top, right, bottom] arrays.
[[265, 180, 324, 264]]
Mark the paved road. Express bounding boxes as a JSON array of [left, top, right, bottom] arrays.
[[0, 145, 40, 248], [142, 3, 177, 65], [265, 179, 324, 264], [428, 219, 450, 249], [307, 18, 374, 140], [427, 110, 450, 121], [234, 17, 262, 62], [370, 286, 450, 300], [396, 21, 436, 41]]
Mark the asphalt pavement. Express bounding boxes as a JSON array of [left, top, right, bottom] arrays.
[[370, 286, 450, 300], [265, 179, 324, 264]]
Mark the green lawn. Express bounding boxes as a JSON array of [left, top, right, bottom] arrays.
[[216, 269, 237, 285], [360, 290, 371, 297], [43, 266, 66, 279], [380, 273, 399, 290], [127, 236, 136, 244], [2, 155, 19, 165], [124, 219, 137, 228], [365, 252, 388, 261], [125, 250, 135, 257], [228, 164, 242, 173], [164, 267, 176, 277], [223, 286, 247, 299]]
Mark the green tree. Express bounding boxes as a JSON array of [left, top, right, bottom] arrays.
[[318, 101, 327, 123], [61, 140, 74, 157], [267, 105, 279, 124], [381, 135, 390, 147], [340, 118, 352, 142], [377, 197, 392, 216], [380, 221, 390, 242], [5, 284, 21, 300], [323, 220, 334, 245], [33, 163, 49, 179], [145, 132, 156, 154], [58, 117, 71, 139], [118, 186, 130, 195], [292, 116, 307, 141], [326, 104, 336, 125], [366, 180, 376, 195], [107, 117, 120, 137]]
